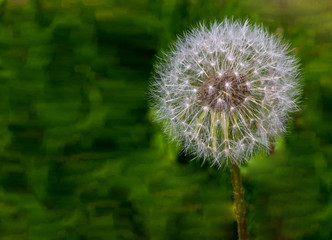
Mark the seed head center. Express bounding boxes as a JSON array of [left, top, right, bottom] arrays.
[[198, 71, 249, 112]]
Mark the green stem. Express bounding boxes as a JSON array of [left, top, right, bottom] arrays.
[[230, 161, 249, 240]]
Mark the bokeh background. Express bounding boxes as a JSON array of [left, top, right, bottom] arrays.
[[0, 0, 331, 239]]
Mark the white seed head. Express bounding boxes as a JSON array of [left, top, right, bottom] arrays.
[[150, 19, 301, 167]]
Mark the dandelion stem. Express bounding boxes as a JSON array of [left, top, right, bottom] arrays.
[[230, 161, 249, 240], [269, 139, 275, 155]]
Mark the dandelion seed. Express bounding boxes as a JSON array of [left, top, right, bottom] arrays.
[[150, 19, 301, 166]]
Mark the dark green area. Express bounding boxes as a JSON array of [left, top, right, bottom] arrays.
[[0, 0, 331, 239]]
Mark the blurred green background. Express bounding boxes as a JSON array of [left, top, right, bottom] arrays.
[[0, 0, 331, 239]]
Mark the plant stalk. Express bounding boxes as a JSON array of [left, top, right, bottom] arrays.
[[230, 161, 249, 240], [269, 139, 275, 155]]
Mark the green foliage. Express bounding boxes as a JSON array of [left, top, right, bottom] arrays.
[[0, 0, 330, 239]]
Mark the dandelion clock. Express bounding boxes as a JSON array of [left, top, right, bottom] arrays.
[[149, 19, 300, 240]]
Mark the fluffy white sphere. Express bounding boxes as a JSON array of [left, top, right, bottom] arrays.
[[150, 19, 300, 167]]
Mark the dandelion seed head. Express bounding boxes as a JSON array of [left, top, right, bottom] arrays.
[[150, 19, 301, 166]]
